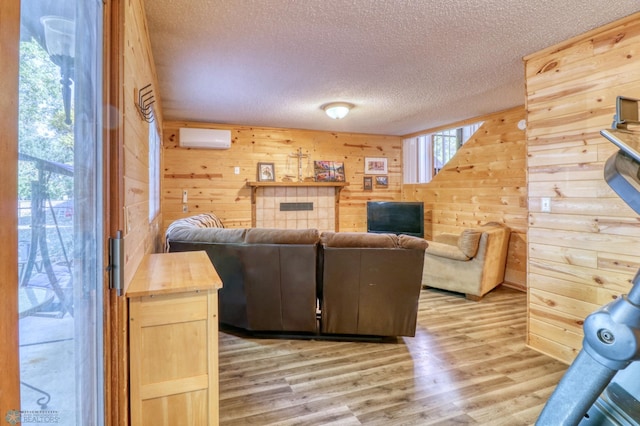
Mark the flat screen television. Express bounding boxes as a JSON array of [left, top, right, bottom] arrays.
[[366, 201, 424, 238]]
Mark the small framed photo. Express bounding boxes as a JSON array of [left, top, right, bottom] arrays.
[[363, 176, 373, 190], [364, 157, 388, 175], [375, 176, 388, 187], [257, 162, 275, 182]]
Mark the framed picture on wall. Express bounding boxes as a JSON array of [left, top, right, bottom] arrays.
[[363, 176, 373, 190], [314, 161, 345, 182], [364, 157, 387, 175], [257, 162, 275, 182], [375, 176, 388, 187]]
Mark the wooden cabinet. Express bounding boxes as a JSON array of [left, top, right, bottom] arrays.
[[126, 251, 222, 425]]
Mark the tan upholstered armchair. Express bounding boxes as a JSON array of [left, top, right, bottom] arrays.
[[422, 223, 510, 300]]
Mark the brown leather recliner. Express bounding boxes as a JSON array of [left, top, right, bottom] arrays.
[[168, 226, 320, 333], [319, 232, 428, 337], [164, 226, 250, 328], [240, 228, 320, 333]]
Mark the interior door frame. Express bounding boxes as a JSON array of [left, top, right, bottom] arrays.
[[0, 1, 128, 423], [0, 0, 20, 419], [104, 0, 128, 424], [0, 0, 21, 415]]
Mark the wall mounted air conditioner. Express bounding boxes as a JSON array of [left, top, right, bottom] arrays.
[[179, 128, 231, 149]]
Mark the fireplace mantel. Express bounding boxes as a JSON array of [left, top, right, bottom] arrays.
[[246, 181, 349, 200], [246, 181, 349, 231]]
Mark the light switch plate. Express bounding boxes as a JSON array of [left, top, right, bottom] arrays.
[[541, 197, 551, 212], [182, 190, 188, 203]]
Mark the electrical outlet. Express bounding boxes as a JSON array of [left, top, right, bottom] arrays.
[[182, 189, 188, 203], [541, 197, 551, 212], [234, 166, 240, 175]]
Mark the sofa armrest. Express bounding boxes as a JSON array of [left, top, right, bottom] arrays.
[[433, 233, 459, 246], [425, 240, 471, 261], [432, 229, 481, 258], [398, 234, 428, 251]]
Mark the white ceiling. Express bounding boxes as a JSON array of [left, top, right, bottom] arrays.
[[144, 1, 640, 136]]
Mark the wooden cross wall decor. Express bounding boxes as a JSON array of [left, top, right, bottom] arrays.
[[288, 147, 309, 182]]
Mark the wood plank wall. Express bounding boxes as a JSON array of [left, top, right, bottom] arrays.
[[161, 122, 402, 233], [106, 3, 164, 423], [524, 12, 640, 364], [121, 0, 164, 289], [403, 107, 528, 291], [0, 0, 21, 415]]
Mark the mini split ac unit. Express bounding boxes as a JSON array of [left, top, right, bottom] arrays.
[[179, 128, 231, 149]]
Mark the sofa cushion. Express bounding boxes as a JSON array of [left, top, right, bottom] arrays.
[[398, 234, 429, 251], [244, 228, 320, 245], [167, 227, 246, 245], [457, 228, 482, 258], [321, 232, 398, 248]]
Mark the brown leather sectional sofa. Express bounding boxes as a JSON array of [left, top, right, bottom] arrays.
[[166, 222, 428, 338]]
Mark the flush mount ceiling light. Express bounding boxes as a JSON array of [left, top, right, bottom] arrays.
[[323, 102, 354, 120]]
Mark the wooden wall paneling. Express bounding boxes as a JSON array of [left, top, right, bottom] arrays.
[[529, 212, 640, 237], [120, 0, 164, 291], [161, 123, 403, 233], [529, 241, 597, 269], [529, 302, 585, 334], [526, 33, 640, 102], [528, 271, 621, 306], [524, 11, 640, 363], [527, 333, 577, 364], [401, 107, 528, 290], [598, 252, 640, 275], [504, 232, 527, 291], [529, 317, 583, 354], [528, 227, 640, 261], [0, 0, 21, 416], [104, 0, 164, 423], [529, 288, 600, 328]]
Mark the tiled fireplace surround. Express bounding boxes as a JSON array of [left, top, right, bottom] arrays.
[[254, 186, 337, 232]]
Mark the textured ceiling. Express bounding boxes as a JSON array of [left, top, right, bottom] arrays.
[[144, 1, 640, 136]]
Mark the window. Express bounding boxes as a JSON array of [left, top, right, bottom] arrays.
[[403, 122, 482, 183], [432, 128, 462, 175], [149, 121, 160, 221]]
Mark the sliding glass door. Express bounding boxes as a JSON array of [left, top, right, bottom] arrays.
[[16, 0, 103, 424]]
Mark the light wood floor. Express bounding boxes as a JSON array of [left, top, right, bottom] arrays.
[[218, 286, 569, 425]]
